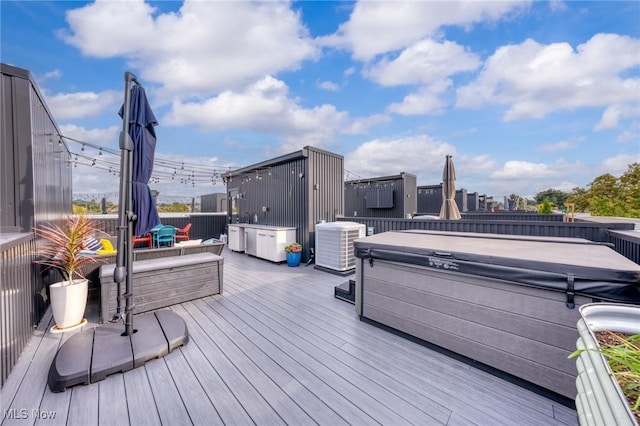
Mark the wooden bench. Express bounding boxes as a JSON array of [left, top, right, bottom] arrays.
[[98, 252, 223, 324]]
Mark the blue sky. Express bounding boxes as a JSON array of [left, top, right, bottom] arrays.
[[2, 0, 639, 202]]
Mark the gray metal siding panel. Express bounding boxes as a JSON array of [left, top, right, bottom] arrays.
[[201, 193, 226, 212], [607, 230, 640, 265], [345, 174, 413, 218], [403, 173, 417, 217], [0, 234, 44, 386], [224, 146, 343, 262], [417, 185, 442, 215], [226, 157, 307, 258], [306, 147, 344, 255], [1, 72, 19, 228], [467, 192, 479, 211], [1, 64, 70, 232], [455, 189, 468, 212], [417, 185, 468, 215], [337, 216, 634, 243]]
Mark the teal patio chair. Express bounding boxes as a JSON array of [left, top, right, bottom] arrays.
[[153, 225, 176, 248]]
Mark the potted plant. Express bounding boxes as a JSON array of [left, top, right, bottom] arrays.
[[570, 303, 640, 426], [35, 215, 104, 331], [285, 242, 302, 267]]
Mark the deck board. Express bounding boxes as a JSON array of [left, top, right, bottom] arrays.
[[1, 249, 578, 426], [224, 266, 542, 425], [121, 365, 161, 426], [98, 374, 129, 426]]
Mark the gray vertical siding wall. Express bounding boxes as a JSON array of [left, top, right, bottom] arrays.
[[1, 234, 46, 386], [1, 63, 71, 232], [462, 212, 566, 222], [337, 216, 635, 243], [345, 173, 416, 219], [606, 230, 640, 265], [306, 148, 344, 256], [224, 146, 343, 262], [467, 192, 479, 211], [417, 185, 468, 214], [455, 188, 468, 212], [0, 64, 70, 383], [201, 193, 227, 212]]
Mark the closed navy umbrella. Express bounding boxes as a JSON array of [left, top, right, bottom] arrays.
[[119, 85, 161, 237], [115, 73, 162, 335]]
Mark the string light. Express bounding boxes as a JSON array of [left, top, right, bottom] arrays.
[[60, 135, 242, 192]]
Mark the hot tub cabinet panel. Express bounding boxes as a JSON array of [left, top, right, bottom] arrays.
[[354, 231, 640, 400]]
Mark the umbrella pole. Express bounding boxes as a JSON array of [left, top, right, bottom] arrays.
[[116, 71, 138, 336], [46, 71, 189, 394]]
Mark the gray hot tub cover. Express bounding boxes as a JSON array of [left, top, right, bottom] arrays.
[[354, 231, 640, 304]]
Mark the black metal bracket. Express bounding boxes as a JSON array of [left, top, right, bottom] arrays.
[[565, 273, 575, 309]]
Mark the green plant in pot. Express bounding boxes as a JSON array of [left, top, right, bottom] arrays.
[[35, 215, 104, 331], [285, 242, 302, 267]]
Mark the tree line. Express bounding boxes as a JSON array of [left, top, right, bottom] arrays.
[[534, 162, 639, 218]]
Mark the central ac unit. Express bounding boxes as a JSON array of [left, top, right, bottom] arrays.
[[315, 222, 366, 272]]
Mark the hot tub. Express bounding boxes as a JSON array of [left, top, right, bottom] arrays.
[[354, 230, 640, 399]]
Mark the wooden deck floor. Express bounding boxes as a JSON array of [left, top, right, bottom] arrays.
[[1, 250, 577, 426]]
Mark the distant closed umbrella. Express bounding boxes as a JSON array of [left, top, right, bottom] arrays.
[[439, 155, 461, 220], [119, 85, 161, 237]]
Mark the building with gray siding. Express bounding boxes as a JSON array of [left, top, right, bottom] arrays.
[[223, 146, 343, 262], [467, 191, 479, 211], [417, 185, 468, 215], [201, 192, 227, 212], [1, 63, 71, 232], [344, 172, 417, 219]]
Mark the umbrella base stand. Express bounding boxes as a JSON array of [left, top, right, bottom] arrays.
[[47, 310, 188, 393]]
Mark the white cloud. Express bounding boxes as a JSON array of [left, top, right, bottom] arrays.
[[548, 1, 569, 13], [40, 69, 63, 82], [553, 181, 580, 192], [594, 104, 640, 131], [617, 131, 639, 143], [165, 76, 383, 149], [387, 81, 451, 115], [318, 80, 339, 92], [44, 90, 121, 120], [491, 160, 561, 179], [456, 34, 640, 122], [600, 153, 640, 175], [457, 154, 497, 175], [539, 137, 584, 152], [60, 124, 119, 146], [344, 114, 391, 135], [366, 39, 480, 86], [345, 135, 456, 178], [324, 1, 528, 61], [60, 0, 318, 98], [368, 39, 479, 116]]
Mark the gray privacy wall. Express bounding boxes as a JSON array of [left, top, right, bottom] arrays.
[[201, 192, 227, 212], [417, 185, 469, 215], [223, 146, 344, 262], [1, 63, 72, 232], [344, 172, 417, 219]]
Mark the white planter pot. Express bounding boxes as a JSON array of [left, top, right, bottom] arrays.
[[575, 303, 639, 426], [49, 279, 88, 330]]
